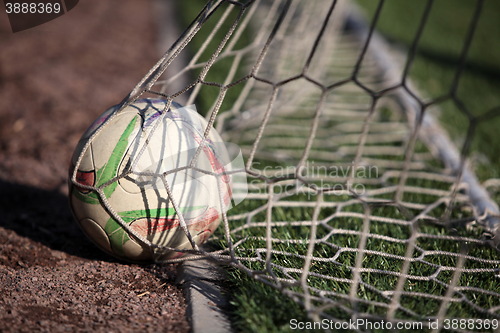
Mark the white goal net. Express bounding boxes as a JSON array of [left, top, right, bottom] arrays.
[[113, 0, 500, 330]]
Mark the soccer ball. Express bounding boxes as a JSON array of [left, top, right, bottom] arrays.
[[69, 98, 233, 262]]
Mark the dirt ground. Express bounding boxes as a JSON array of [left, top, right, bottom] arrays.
[[0, 1, 190, 332]]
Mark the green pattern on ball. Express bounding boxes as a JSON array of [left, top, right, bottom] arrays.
[[104, 206, 205, 255], [73, 115, 138, 204]]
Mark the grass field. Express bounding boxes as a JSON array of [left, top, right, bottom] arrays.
[[173, 0, 500, 331], [357, 0, 500, 179]]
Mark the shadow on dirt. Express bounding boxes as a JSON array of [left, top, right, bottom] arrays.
[[0, 180, 116, 262]]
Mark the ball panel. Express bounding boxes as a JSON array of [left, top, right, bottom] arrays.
[[118, 238, 152, 262], [74, 141, 94, 172], [90, 112, 139, 187], [78, 217, 113, 255]]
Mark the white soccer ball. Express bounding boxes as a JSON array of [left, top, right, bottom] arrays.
[[69, 98, 233, 262]]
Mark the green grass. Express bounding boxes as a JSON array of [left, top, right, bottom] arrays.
[[215, 197, 499, 331], [358, 0, 500, 177], [174, 0, 500, 331]]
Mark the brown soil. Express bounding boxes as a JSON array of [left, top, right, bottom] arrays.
[[0, 1, 190, 332]]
